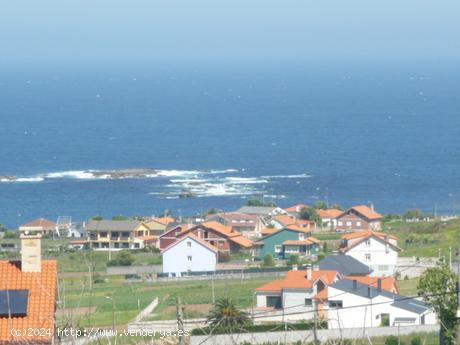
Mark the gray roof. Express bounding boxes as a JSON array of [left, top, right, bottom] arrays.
[[237, 206, 276, 215], [319, 254, 373, 276], [331, 279, 430, 315], [85, 220, 142, 232]]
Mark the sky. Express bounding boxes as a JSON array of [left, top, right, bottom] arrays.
[[0, 1, 459, 62]]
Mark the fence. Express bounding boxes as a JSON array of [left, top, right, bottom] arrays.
[[190, 324, 439, 345]]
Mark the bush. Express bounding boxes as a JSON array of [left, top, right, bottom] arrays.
[[288, 255, 299, 266], [106, 250, 135, 266], [218, 252, 231, 263], [410, 337, 422, 345], [93, 273, 105, 284], [385, 335, 404, 345], [263, 254, 275, 267]]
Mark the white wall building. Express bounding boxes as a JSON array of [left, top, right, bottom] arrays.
[[326, 279, 437, 330], [341, 232, 400, 277], [162, 234, 217, 277]]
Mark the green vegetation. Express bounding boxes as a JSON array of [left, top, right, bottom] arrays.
[[107, 251, 135, 266], [313, 201, 328, 209], [263, 253, 275, 267], [418, 264, 457, 345], [288, 254, 299, 266], [246, 198, 276, 207], [382, 218, 460, 257], [112, 215, 129, 220], [206, 297, 251, 332], [396, 277, 420, 295], [299, 207, 321, 224]]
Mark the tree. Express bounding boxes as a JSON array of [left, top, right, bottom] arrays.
[[112, 215, 129, 220], [92, 215, 104, 221], [207, 297, 252, 332], [107, 251, 135, 266], [314, 201, 328, 209], [263, 254, 275, 267], [418, 264, 458, 345], [288, 254, 299, 266], [246, 198, 276, 207], [299, 207, 321, 224], [0, 224, 8, 232], [403, 208, 425, 220]]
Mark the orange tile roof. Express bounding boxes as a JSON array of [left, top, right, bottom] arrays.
[[256, 269, 338, 292], [284, 204, 309, 213], [261, 227, 278, 235], [162, 233, 218, 253], [349, 205, 382, 220], [273, 215, 313, 227], [0, 260, 57, 344], [137, 235, 158, 242], [156, 216, 175, 225], [346, 276, 399, 293], [317, 209, 343, 219], [181, 221, 253, 248], [283, 237, 322, 246], [20, 218, 56, 229], [201, 221, 234, 235]]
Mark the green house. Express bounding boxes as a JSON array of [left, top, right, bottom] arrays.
[[258, 226, 321, 260]]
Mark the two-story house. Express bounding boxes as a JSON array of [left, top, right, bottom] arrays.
[[85, 220, 152, 250], [257, 225, 321, 260], [326, 279, 436, 329], [178, 221, 253, 253], [206, 212, 266, 239], [255, 266, 341, 322], [162, 234, 218, 277], [340, 231, 400, 277], [335, 205, 383, 232]]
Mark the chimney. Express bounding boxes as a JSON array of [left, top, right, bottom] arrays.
[[306, 264, 312, 280], [20, 228, 42, 273], [292, 265, 298, 271], [377, 278, 382, 292], [353, 280, 357, 290], [367, 286, 372, 298], [313, 264, 319, 271], [370, 203, 374, 211]]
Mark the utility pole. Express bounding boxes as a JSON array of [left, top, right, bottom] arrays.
[[313, 303, 319, 344], [176, 297, 185, 345]]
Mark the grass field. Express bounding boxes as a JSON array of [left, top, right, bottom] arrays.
[[58, 275, 275, 328], [382, 218, 460, 258]]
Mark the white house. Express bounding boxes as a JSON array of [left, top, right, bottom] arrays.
[[255, 266, 341, 322], [340, 231, 400, 277], [162, 234, 218, 277], [326, 279, 437, 329]]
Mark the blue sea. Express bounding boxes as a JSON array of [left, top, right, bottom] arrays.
[[0, 59, 459, 228]]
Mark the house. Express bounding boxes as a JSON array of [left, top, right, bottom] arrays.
[[318, 253, 373, 276], [336, 205, 383, 232], [19, 218, 56, 236], [206, 212, 266, 239], [159, 224, 190, 250], [316, 208, 343, 230], [178, 221, 253, 253], [326, 279, 436, 329], [85, 220, 153, 250], [162, 234, 218, 277], [0, 227, 57, 345], [255, 266, 341, 322], [237, 206, 286, 217], [340, 231, 400, 277], [257, 226, 321, 260], [270, 214, 314, 230], [141, 217, 175, 236], [284, 204, 310, 217]]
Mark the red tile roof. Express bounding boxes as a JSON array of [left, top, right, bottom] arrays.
[[348, 205, 382, 220], [317, 209, 343, 219], [342, 231, 397, 241], [283, 237, 322, 246], [181, 221, 253, 248], [0, 260, 57, 344], [256, 269, 339, 292], [346, 276, 399, 293], [20, 218, 56, 229]]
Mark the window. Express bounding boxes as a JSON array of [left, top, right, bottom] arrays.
[[187, 241, 192, 248], [365, 239, 371, 246], [274, 245, 282, 253], [305, 298, 313, 306], [187, 256, 192, 262], [346, 221, 352, 226], [356, 221, 362, 227], [266, 296, 282, 309], [328, 300, 343, 309], [338, 221, 343, 226], [299, 233, 305, 240], [134, 243, 140, 249], [100, 232, 108, 238], [365, 253, 371, 261], [121, 232, 130, 238]]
